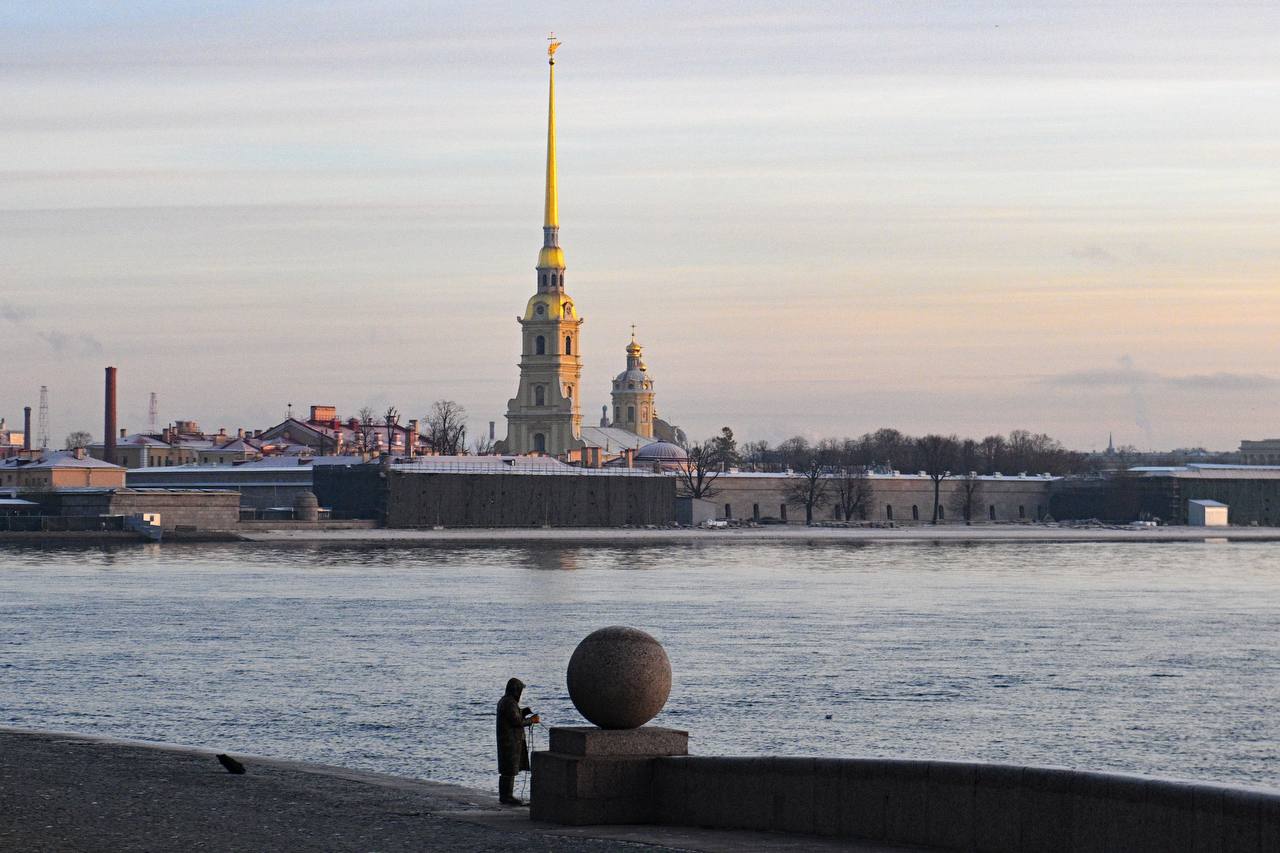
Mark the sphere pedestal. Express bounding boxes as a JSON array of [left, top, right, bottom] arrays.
[[530, 726, 689, 825]]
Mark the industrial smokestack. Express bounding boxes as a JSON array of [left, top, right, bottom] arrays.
[[23, 406, 31, 451], [104, 366, 118, 460]]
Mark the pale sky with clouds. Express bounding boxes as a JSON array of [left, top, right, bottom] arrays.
[[1, 1, 1277, 450]]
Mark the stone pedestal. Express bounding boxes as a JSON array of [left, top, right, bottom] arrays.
[[531, 726, 688, 825]]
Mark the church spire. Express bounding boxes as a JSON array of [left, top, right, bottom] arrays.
[[538, 35, 565, 278]]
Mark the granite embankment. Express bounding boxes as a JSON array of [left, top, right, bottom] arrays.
[[237, 524, 1280, 545], [0, 730, 904, 853]]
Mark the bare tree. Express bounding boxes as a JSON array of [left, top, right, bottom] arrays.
[[915, 433, 959, 524], [425, 400, 468, 456], [979, 434, 1006, 473], [832, 443, 873, 522], [64, 430, 93, 450], [675, 439, 722, 499], [471, 432, 495, 456], [357, 406, 377, 455], [383, 405, 399, 454], [781, 438, 830, 524], [949, 472, 985, 524], [740, 439, 770, 472]]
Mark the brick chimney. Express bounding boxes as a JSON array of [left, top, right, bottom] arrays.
[[23, 406, 31, 451], [104, 366, 117, 460]]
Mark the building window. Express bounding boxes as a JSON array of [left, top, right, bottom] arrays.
[[533, 433, 546, 453], [724, 503, 732, 519], [627, 406, 635, 422], [1018, 505, 1025, 519], [989, 505, 996, 521], [536, 336, 546, 355], [565, 336, 572, 355], [535, 386, 546, 406], [938, 505, 945, 520], [628, 382, 635, 389], [780, 504, 788, 521], [886, 505, 893, 521], [565, 385, 573, 399], [912, 504, 919, 521], [641, 404, 649, 422], [614, 406, 621, 423], [753, 503, 760, 521]]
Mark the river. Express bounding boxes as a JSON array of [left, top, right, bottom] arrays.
[[1, 540, 1276, 792]]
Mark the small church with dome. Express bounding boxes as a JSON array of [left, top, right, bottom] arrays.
[[501, 40, 682, 463]]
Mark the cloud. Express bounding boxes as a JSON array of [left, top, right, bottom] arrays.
[[1042, 366, 1279, 391], [37, 330, 104, 357], [2, 301, 104, 357], [0, 302, 29, 323], [1069, 245, 1118, 265]]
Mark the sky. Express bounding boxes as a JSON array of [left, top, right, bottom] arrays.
[[1, 1, 1277, 451]]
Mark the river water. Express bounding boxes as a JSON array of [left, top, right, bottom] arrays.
[[1, 540, 1277, 792]]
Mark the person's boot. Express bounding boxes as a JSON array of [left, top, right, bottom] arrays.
[[499, 774, 523, 805]]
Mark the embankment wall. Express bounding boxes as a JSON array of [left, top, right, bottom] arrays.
[[651, 757, 1278, 851]]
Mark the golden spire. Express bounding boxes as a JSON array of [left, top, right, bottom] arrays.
[[544, 34, 560, 230], [537, 34, 565, 272]]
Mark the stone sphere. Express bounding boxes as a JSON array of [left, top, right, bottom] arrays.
[[566, 626, 671, 729]]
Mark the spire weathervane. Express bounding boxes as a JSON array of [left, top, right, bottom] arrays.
[[548, 32, 560, 63]]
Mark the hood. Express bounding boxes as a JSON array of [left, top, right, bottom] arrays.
[[505, 678, 525, 699]]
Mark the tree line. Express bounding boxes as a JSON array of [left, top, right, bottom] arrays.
[[677, 427, 1085, 525]]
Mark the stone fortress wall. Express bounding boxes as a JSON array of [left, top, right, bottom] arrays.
[[708, 473, 1055, 524]]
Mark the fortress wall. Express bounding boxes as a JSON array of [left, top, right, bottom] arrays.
[[386, 471, 674, 528], [706, 475, 1054, 523]]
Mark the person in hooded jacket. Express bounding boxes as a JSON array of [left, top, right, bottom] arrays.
[[496, 677, 539, 805]]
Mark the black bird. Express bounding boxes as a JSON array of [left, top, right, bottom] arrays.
[[216, 754, 246, 775]]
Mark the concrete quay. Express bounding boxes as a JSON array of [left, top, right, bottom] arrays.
[[0, 729, 912, 853]]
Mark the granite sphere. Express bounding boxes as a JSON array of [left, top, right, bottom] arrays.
[[566, 626, 671, 729]]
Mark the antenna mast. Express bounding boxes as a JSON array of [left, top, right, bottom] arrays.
[[37, 385, 50, 449]]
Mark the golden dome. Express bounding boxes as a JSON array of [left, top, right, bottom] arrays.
[[538, 246, 565, 269], [524, 292, 577, 321]]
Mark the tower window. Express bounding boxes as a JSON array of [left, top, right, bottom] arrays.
[[535, 386, 545, 406], [627, 406, 635, 422], [533, 433, 546, 453], [614, 406, 621, 423], [566, 385, 573, 399], [565, 336, 572, 355], [536, 336, 546, 355]]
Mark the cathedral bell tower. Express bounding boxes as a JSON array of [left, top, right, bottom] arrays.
[[504, 37, 584, 456], [610, 330, 656, 438]]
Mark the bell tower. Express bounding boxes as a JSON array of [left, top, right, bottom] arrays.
[[504, 37, 584, 456], [610, 329, 656, 438]]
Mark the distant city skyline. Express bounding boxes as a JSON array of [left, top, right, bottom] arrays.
[[2, 1, 1276, 450]]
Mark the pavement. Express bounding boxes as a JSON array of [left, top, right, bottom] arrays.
[[237, 523, 1280, 545], [0, 729, 920, 852]]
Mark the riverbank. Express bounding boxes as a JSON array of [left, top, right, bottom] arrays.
[[0, 729, 904, 852], [237, 523, 1280, 545]]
